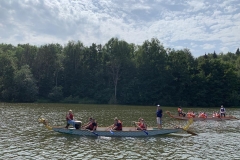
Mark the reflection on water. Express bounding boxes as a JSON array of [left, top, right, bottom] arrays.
[[0, 103, 239, 159]]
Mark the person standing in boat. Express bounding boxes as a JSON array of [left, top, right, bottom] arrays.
[[65, 110, 74, 129], [178, 106, 183, 116], [220, 105, 226, 117], [108, 117, 122, 131], [156, 104, 162, 129]]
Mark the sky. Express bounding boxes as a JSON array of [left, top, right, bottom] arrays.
[[0, 0, 240, 57]]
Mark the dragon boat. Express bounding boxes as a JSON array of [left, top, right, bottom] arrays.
[[166, 111, 239, 121], [38, 118, 196, 137]]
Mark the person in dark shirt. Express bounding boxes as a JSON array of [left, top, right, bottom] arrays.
[[156, 105, 162, 129], [84, 118, 97, 131], [220, 105, 226, 117], [108, 117, 122, 131]]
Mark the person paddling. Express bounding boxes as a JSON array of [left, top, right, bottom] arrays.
[[83, 118, 97, 131], [82, 117, 93, 128], [136, 118, 147, 131], [107, 117, 122, 131]]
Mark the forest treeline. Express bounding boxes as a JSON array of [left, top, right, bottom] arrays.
[[0, 38, 240, 107]]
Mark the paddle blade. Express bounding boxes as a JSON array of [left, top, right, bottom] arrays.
[[93, 132, 99, 136], [143, 130, 148, 135]]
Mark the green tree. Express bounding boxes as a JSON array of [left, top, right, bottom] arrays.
[[13, 65, 38, 102], [236, 48, 240, 56], [103, 38, 133, 104], [0, 50, 15, 101]]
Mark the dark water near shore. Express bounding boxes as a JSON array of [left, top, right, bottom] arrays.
[[0, 103, 239, 159]]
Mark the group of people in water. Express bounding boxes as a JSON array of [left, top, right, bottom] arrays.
[[65, 104, 163, 131], [177, 105, 226, 118]]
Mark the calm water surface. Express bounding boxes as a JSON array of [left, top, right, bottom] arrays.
[[0, 103, 239, 160]]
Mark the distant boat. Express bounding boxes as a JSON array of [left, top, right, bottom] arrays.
[[166, 111, 239, 121], [38, 118, 195, 137]]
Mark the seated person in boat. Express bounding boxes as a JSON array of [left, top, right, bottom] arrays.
[[108, 117, 122, 131], [83, 118, 97, 131], [187, 111, 196, 118], [220, 105, 226, 117], [65, 109, 75, 129], [215, 111, 220, 118], [82, 117, 93, 128], [198, 112, 207, 118], [133, 117, 142, 126], [212, 111, 216, 117], [136, 118, 147, 131]]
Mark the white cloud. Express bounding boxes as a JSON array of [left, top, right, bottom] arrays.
[[0, 0, 240, 57], [202, 43, 215, 50]]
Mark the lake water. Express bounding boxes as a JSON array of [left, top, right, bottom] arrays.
[[0, 103, 239, 160]]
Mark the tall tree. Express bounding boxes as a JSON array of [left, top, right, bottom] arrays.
[[13, 65, 38, 102], [0, 51, 15, 101]]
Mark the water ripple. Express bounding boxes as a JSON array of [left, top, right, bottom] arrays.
[[0, 103, 239, 159]]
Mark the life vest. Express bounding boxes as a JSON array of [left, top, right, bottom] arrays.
[[139, 122, 146, 130], [114, 120, 122, 130], [199, 113, 206, 118], [191, 113, 196, 118], [66, 113, 73, 120], [187, 112, 191, 118]]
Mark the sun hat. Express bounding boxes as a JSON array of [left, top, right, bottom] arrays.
[[114, 117, 118, 120], [69, 110, 72, 112]]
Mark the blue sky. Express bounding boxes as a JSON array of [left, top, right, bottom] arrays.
[[0, 0, 239, 57]]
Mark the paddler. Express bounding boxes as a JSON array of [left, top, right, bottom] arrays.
[[135, 118, 147, 131], [107, 117, 122, 131]]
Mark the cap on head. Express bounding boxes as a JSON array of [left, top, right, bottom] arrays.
[[69, 110, 72, 112], [114, 117, 118, 121], [157, 104, 160, 107]]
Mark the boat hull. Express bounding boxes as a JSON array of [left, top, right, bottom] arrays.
[[52, 127, 181, 137]]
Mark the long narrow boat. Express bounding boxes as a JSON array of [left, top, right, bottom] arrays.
[[38, 118, 195, 137], [166, 111, 239, 121]]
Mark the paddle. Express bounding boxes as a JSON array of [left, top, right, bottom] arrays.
[[142, 130, 148, 135], [87, 130, 99, 136], [110, 129, 114, 134]]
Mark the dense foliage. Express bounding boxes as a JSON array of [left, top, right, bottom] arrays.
[[0, 38, 239, 107]]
